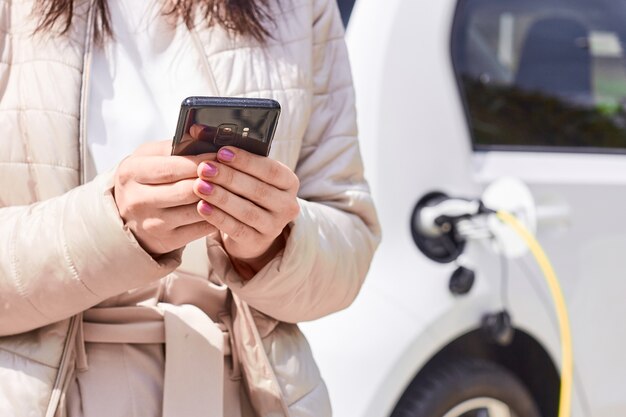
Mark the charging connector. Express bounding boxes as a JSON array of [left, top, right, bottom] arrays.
[[411, 179, 572, 417], [410, 192, 493, 263]]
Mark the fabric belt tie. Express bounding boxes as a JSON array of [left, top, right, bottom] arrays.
[[82, 304, 228, 417]]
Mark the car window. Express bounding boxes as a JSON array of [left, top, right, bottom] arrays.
[[452, 0, 626, 152]]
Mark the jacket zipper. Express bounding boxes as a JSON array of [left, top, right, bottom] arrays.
[[78, 0, 96, 185], [44, 315, 81, 417], [45, 2, 96, 415]]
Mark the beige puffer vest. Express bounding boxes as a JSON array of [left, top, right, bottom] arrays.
[[0, 0, 381, 415]]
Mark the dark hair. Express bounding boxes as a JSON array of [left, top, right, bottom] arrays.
[[35, 0, 274, 43]]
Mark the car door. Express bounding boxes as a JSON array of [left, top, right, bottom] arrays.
[[452, 1, 626, 416]]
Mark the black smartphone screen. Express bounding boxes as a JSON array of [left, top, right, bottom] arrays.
[[171, 96, 281, 156]]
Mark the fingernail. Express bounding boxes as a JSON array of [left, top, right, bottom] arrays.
[[218, 148, 235, 162], [197, 180, 214, 195], [199, 200, 213, 214], [202, 162, 218, 177]]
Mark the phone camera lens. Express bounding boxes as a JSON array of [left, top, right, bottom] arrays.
[[216, 123, 238, 145]]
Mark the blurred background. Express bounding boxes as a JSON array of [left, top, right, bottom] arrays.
[[300, 1, 626, 417]]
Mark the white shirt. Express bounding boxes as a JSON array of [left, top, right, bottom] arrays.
[[86, 0, 212, 174]]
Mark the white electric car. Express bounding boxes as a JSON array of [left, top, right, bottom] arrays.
[[301, 0, 626, 416]]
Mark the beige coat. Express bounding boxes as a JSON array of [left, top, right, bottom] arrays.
[[0, 0, 381, 415]]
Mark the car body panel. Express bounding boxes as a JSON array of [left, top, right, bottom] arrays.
[[303, 0, 626, 416]]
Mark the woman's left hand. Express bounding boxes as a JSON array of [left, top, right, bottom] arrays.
[[193, 146, 300, 275]]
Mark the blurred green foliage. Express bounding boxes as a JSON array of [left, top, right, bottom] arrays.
[[463, 77, 626, 150]]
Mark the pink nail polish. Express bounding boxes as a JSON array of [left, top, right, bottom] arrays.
[[198, 181, 214, 195], [202, 162, 218, 177], [199, 201, 213, 214], [218, 148, 235, 162]]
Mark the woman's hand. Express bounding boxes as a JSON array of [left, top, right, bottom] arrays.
[[193, 146, 300, 273], [114, 141, 216, 255]]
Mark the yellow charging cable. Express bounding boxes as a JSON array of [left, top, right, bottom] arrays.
[[496, 211, 573, 417]]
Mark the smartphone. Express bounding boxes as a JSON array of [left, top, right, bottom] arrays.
[[171, 96, 281, 157]]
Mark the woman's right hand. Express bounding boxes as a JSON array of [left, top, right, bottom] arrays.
[[113, 141, 216, 255]]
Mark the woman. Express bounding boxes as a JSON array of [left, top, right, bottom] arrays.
[[0, 0, 380, 415]]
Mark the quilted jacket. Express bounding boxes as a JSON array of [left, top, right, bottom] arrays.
[[0, 0, 381, 414]]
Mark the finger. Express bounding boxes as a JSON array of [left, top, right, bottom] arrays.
[[129, 154, 217, 185], [139, 179, 199, 208], [193, 179, 274, 234], [197, 200, 264, 243], [189, 124, 218, 141], [215, 147, 298, 191], [171, 220, 218, 248], [136, 203, 205, 241], [159, 203, 205, 228], [197, 161, 292, 212]]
